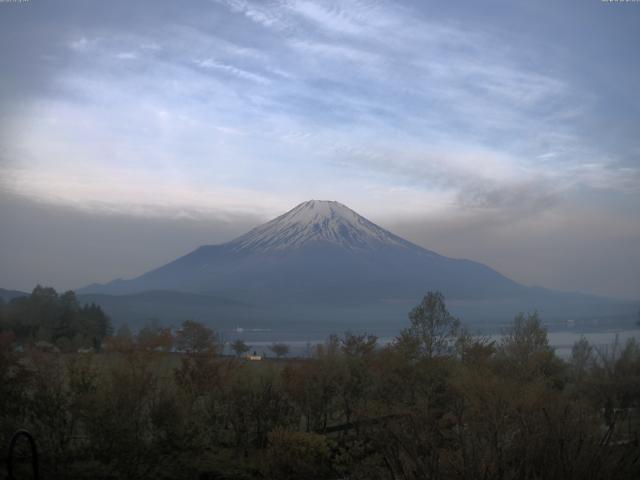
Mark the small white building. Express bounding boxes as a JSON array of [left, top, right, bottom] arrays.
[[246, 350, 262, 361]]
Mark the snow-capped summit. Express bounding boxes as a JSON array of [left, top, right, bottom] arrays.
[[228, 200, 412, 252]]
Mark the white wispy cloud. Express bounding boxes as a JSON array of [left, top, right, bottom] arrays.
[[285, 1, 368, 35], [115, 51, 138, 60], [2, 0, 638, 226], [215, 0, 290, 31], [195, 58, 271, 84]]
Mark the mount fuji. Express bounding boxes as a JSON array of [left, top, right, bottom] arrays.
[[79, 200, 634, 329], [81, 200, 521, 300]]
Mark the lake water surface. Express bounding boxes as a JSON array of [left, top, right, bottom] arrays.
[[223, 328, 640, 359]]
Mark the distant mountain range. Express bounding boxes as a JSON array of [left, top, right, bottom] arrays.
[[0, 288, 28, 302], [74, 200, 636, 331]]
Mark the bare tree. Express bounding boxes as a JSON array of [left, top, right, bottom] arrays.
[[230, 338, 250, 357], [269, 342, 290, 358], [395, 291, 460, 358]]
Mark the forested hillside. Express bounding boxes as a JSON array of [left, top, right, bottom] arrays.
[[0, 285, 112, 352]]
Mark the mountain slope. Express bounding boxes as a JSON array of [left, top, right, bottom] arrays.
[[0, 288, 28, 302], [80, 200, 523, 302], [76, 290, 251, 330]]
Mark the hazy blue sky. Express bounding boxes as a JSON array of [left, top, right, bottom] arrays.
[[0, 0, 639, 299]]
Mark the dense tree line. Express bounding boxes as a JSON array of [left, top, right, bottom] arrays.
[[0, 286, 112, 352], [1, 292, 639, 479], [103, 318, 223, 354]]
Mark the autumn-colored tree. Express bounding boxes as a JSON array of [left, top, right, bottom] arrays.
[[455, 326, 495, 365], [341, 331, 378, 358], [262, 428, 332, 480], [174, 320, 218, 354], [137, 322, 174, 352], [283, 354, 343, 433], [104, 323, 134, 352]]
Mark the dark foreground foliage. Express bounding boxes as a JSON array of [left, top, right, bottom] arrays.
[[1, 292, 639, 479]]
